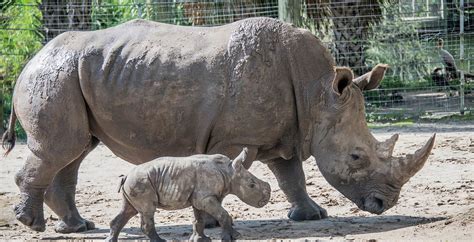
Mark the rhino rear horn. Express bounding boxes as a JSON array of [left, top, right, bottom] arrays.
[[391, 134, 436, 184], [354, 64, 389, 91], [377, 134, 399, 159]]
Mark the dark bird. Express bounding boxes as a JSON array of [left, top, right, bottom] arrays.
[[431, 38, 473, 86]]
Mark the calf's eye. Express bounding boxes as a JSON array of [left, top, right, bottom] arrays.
[[249, 183, 256, 188]]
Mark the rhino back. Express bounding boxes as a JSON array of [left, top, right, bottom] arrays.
[[75, 20, 234, 161], [125, 154, 231, 210], [37, 18, 315, 163]]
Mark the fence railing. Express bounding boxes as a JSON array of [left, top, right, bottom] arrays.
[[1, 0, 472, 129]]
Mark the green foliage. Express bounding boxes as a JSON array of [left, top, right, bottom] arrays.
[[0, 0, 43, 87], [365, 4, 437, 87], [90, 0, 193, 29], [1, 0, 43, 137]]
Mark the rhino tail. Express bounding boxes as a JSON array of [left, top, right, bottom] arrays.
[[2, 104, 17, 156], [117, 175, 127, 193]]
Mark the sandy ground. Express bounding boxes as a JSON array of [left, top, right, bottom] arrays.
[[0, 123, 473, 240]]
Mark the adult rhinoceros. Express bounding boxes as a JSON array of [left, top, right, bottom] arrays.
[[2, 17, 435, 233]]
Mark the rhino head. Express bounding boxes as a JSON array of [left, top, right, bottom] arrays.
[[310, 64, 435, 214], [230, 148, 271, 208]]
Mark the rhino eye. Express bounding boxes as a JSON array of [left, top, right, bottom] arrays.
[[350, 154, 360, 160], [249, 183, 256, 188]]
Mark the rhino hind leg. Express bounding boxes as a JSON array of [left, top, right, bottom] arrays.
[[106, 195, 138, 242], [13, 62, 92, 231], [44, 137, 100, 233], [267, 157, 328, 221]]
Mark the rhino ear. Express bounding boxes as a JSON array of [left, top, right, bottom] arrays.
[[332, 67, 354, 95], [232, 147, 248, 172], [353, 64, 389, 91]]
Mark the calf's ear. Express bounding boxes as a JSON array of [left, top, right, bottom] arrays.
[[332, 67, 354, 95], [232, 147, 248, 172]]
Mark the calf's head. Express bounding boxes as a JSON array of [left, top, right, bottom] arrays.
[[230, 148, 271, 208], [311, 64, 436, 214]]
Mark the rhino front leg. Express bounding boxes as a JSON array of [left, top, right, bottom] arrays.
[[189, 207, 211, 242], [267, 157, 328, 221], [44, 138, 99, 233], [195, 196, 240, 241]]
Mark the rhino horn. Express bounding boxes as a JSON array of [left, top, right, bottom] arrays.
[[391, 134, 436, 184], [232, 147, 248, 171], [376, 133, 399, 159], [354, 64, 389, 91]]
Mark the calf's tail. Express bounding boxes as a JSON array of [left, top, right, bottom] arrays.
[[117, 175, 127, 193], [2, 104, 17, 156]]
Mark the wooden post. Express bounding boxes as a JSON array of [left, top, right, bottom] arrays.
[[278, 0, 301, 26]]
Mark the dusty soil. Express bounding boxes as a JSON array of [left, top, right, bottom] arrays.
[[1, 123, 473, 240]]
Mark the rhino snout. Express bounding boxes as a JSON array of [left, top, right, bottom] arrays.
[[361, 195, 386, 215], [257, 183, 271, 208]]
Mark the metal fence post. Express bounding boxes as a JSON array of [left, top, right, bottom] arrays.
[[278, 0, 301, 26], [459, 0, 465, 114], [137, 3, 143, 19]]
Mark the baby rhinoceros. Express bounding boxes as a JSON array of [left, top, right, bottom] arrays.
[[106, 148, 271, 242]]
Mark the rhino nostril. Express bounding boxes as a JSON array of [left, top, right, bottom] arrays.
[[374, 197, 384, 210]]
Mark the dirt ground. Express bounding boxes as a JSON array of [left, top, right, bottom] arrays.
[[0, 122, 473, 240]]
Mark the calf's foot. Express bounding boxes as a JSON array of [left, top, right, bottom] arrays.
[[190, 233, 211, 242], [221, 229, 241, 241]]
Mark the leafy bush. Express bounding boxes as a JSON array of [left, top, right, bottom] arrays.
[[1, 0, 43, 137], [365, 3, 438, 88]]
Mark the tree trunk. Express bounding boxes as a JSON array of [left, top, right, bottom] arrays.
[[330, 1, 382, 75]]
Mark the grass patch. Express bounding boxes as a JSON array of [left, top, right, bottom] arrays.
[[420, 111, 474, 122]]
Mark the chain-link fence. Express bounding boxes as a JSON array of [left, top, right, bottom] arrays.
[[1, 0, 473, 129]]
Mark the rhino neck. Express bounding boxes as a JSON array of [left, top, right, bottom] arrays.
[[283, 27, 336, 161], [291, 70, 335, 161]]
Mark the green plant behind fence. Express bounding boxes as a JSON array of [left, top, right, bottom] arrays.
[[0, 0, 43, 138]]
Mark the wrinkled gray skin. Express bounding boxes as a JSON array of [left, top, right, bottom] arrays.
[[106, 148, 270, 242], [3, 17, 436, 233]]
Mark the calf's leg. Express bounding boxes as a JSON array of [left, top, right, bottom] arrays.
[[140, 212, 164, 242], [190, 207, 211, 242], [194, 196, 240, 241], [105, 196, 138, 242], [267, 157, 328, 221]]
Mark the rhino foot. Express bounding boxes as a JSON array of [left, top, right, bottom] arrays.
[[221, 229, 241, 241], [287, 199, 328, 221], [202, 213, 219, 228], [14, 199, 46, 232], [54, 218, 95, 233]]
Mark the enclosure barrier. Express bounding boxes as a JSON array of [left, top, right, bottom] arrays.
[[1, 0, 472, 133]]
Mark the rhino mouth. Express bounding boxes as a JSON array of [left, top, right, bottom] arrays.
[[257, 198, 269, 208]]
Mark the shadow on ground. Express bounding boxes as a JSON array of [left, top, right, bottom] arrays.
[[40, 215, 446, 240]]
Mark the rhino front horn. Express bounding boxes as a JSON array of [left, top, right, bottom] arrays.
[[391, 134, 436, 184]]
